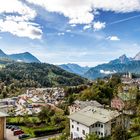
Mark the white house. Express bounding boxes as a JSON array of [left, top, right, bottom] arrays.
[[68, 106, 120, 140]]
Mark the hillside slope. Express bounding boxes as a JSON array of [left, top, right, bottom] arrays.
[[9, 52, 40, 63], [0, 49, 40, 63], [0, 62, 87, 87]]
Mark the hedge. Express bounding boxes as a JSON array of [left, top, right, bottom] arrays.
[[34, 127, 64, 137]]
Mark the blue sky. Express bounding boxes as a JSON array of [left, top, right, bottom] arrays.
[[0, 0, 140, 66]]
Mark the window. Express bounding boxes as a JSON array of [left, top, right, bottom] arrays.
[[101, 124, 103, 128], [77, 122, 79, 124], [98, 132, 100, 135], [72, 125, 74, 128], [101, 133, 103, 136], [72, 120, 74, 122], [95, 131, 97, 134], [82, 130, 85, 135], [95, 124, 97, 127], [71, 133, 73, 139], [98, 124, 100, 127], [77, 127, 79, 131], [92, 124, 94, 128]]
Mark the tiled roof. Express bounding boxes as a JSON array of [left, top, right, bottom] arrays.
[[68, 106, 120, 126]]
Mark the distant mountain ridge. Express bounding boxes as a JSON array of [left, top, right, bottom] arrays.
[[0, 49, 40, 63], [84, 52, 140, 79], [59, 63, 90, 75], [109, 54, 132, 64], [2, 48, 140, 80], [0, 49, 8, 58], [134, 52, 140, 60]]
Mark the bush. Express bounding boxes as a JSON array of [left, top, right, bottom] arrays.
[[34, 127, 64, 137]]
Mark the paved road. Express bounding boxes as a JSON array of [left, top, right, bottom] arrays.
[[6, 129, 61, 140], [6, 129, 19, 140], [29, 133, 61, 140]]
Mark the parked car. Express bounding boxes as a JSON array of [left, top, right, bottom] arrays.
[[19, 134, 30, 139], [14, 130, 24, 136], [7, 125, 13, 129], [6, 125, 10, 129], [10, 125, 15, 129], [28, 105, 33, 108], [11, 126, 20, 131]]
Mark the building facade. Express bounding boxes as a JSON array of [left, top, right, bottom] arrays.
[[0, 112, 8, 140], [111, 91, 136, 112], [69, 106, 120, 140], [111, 97, 125, 110]]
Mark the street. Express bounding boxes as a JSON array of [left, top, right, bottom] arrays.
[[6, 129, 19, 140]]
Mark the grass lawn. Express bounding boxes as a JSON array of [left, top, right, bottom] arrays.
[[20, 125, 56, 138], [129, 136, 140, 140]]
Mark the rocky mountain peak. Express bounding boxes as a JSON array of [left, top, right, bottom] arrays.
[[134, 52, 140, 60]]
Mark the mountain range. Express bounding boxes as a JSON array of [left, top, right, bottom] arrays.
[[1, 49, 140, 80], [0, 49, 87, 87], [84, 52, 140, 79], [0, 49, 40, 63], [59, 63, 90, 75], [59, 52, 140, 79]]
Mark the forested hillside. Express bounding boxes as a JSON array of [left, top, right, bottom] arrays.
[[0, 62, 87, 98]]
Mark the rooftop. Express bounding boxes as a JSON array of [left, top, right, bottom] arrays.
[[74, 100, 103, 109], [0, 111, 8, 117], [68, 106, 120, 126]]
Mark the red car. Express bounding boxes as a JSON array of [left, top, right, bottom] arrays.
[[13, 130, 24, 136]]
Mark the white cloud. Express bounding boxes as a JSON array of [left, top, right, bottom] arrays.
[[1, 0, 140, 38], [26, 0, 94, 24], [107, 36, 120, 41], [70, 24, 77, 27], [0, 0, 42, 39], [0, 0, 36, 20], [0, 20, 42, 39], [58, 32, 65, 36], [93, 21, 106, 31], [0, 36, 2, 39], [100, 70, 116, 74], [83, 24, 91, 30], [66, 30, 71, 32], [26, 0, 140, 25], [92, 0, 140, 13]]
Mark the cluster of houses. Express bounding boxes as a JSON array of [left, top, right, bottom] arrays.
[[121, 72, 140, 86], [0, 87, 65, 116], [111, 73, 138, 113], [0, 87, 65, 140]]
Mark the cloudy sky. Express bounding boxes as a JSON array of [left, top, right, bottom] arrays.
[[0, 0, 140, 66]]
